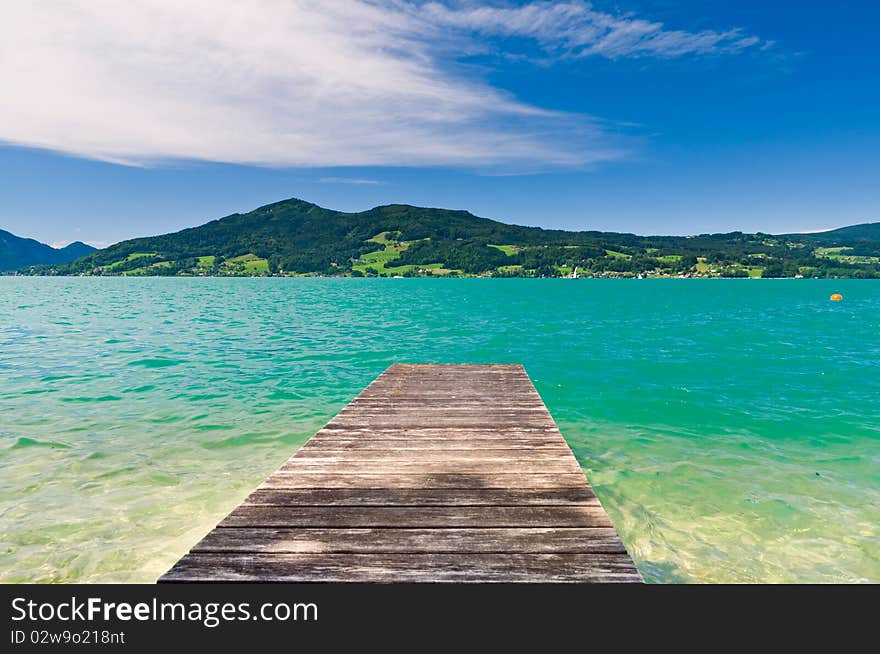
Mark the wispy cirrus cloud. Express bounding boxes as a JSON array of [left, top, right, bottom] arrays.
[[0, 1, 767, 169], [319, 177, 387, 185], [415, 1, 768, 59]]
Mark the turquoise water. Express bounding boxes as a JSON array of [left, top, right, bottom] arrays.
[[1, 278, 878, 583]]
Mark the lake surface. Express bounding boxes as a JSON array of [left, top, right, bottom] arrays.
[[1, 278, 878, 583]]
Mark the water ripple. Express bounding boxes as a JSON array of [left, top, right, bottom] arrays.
[[0, 277, 878, 583]]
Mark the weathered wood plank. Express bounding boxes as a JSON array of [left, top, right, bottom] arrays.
[[191, 527, 626, 554], [279, 460, 583, 474], [334, 405, 550, 410], [161, 553, 642, 583], [289, 453, 577, 465], [220, 505, 612, 528], [258, 472, 592, 490], [349, 399, 546, 405], [299, 440, 572, 451], [243, 488, 596, 506], [313, 427, 561, 438], [328, 413, 555, 421], [322, 426, 561, 434], [354, 394, 541, 400]]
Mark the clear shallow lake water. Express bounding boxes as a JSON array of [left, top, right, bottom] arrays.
[[1, 277, 878, 583]]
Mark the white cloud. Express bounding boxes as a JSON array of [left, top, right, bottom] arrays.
[[0, 1, 765, 168], [416, 1, 767, 59]]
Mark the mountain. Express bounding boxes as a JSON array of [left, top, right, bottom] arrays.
[[55, 241, 97, 260], [44, 199, 880, 278], [1, 229, 96, 272], [784, 222, 880, 244]]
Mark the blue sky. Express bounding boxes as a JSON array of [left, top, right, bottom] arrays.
[[1, 1, 878, 247]]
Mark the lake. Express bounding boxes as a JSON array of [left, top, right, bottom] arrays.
[[1, 277, 878, 583]]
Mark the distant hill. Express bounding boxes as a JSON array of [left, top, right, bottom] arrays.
[[1, 229, 96, 272], [55, 241, 97, 260], [43, 199, 880, 278], [785, 223, 880, 243]]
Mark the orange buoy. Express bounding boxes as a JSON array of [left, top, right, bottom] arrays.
[[830, 293, 843, 301]]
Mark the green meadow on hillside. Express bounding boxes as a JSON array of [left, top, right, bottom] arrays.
[[33, 198, 880, 278]]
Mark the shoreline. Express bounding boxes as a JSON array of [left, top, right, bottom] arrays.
[[5, 271, 880, 280]]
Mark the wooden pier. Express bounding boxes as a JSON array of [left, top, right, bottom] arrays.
[[159, 364, 641, 583]]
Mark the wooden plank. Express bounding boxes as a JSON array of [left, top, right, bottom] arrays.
[[258, 473, 592, 490], [279, 460, 583, 474], [312, 428, 561, 438], [161, 553, 642, 583], [353, 400, 543, 404], [219, 505, 613, 528], [292, 449, 575, 461], [299, 440, 572, 451], [243, 488, 597, 506], [323, 422, 559, 430], [334, 405, 550, 411], [329, 418, 556, 426], [191, 527, 627, 553], [160, 364, 641, 583], [278, 463, 584, 476], [287, 454, 578, 465]]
